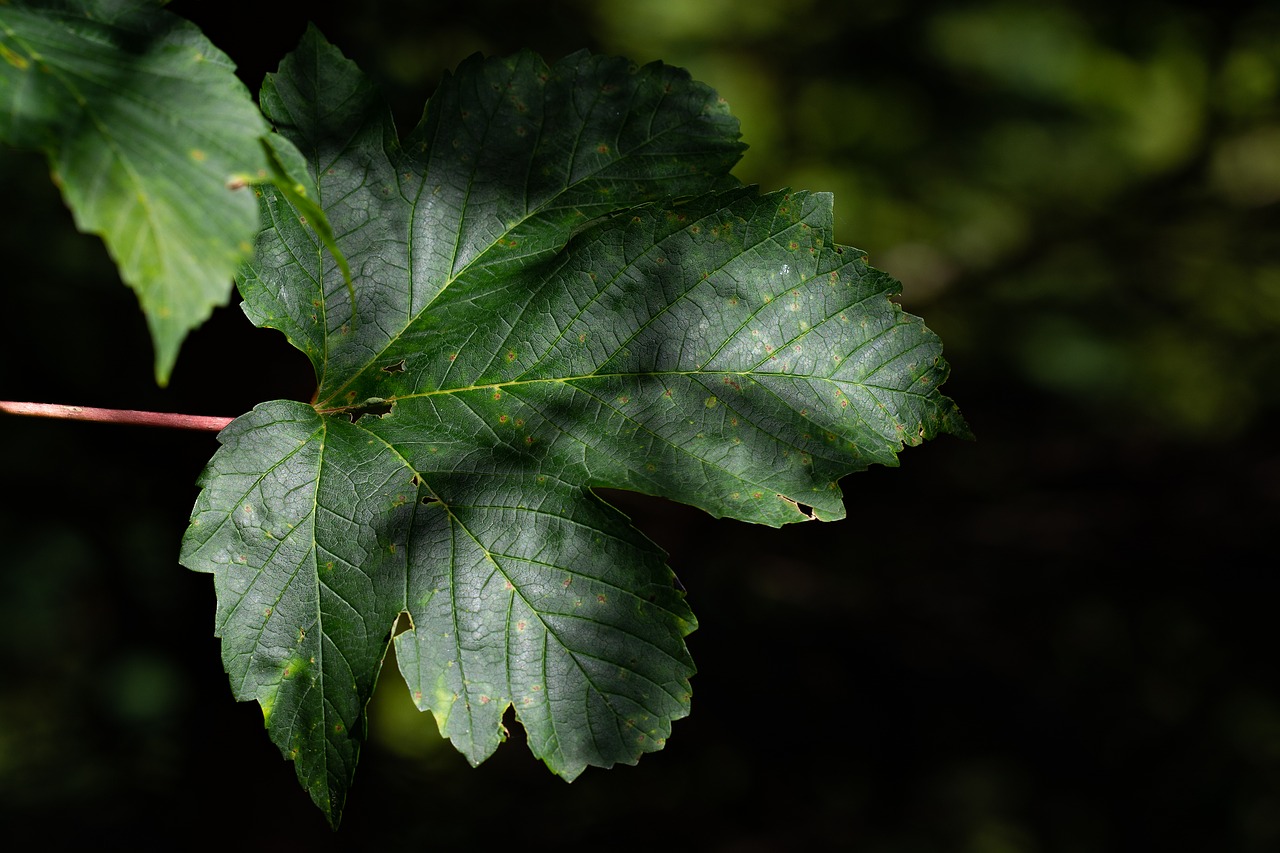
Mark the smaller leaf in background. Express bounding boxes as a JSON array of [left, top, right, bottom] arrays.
[[0, 0, 269, 384]]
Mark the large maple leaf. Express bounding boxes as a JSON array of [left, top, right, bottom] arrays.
[[179, 27, 969, 826]]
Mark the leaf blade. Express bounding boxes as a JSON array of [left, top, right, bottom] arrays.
[[239, 27, 745, 404], [189, 32, 968, 823], [391, 471, 695, 776], [362, 188, 968, 524], [0, 0, 269, 383], [181, 401, 409, 826]]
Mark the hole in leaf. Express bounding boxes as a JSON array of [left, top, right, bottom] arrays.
[[420, 495, 439, 505], [381, 359, 406, 373], [392, 610, 414, 637], [499, 705, 516, 739], [348, 399, 394, 421], [777, 494, 816, 520]]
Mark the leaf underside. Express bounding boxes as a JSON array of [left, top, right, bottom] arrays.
[[0, 0, 270, 384], [180, 27, 969, 827]]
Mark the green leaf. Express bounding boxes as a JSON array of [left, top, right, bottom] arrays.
[[181, 27, 968, 827], [0, 0, 269, 384], [254, 132, 354, 304]]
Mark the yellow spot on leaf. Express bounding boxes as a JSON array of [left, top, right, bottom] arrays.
[[281, 655, 308, 679]]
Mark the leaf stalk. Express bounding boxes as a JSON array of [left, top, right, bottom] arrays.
[[0, 401, 233, 432]]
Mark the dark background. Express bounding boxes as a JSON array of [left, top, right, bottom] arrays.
[[2, 1, 1278, 849]]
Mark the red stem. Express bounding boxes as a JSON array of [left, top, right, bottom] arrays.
[[0, 400, 234, 432]]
